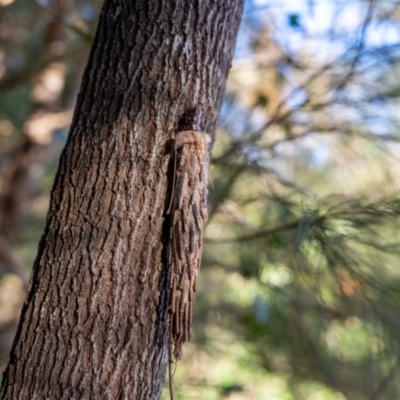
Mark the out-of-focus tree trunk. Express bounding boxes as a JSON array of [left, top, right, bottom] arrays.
[[0, 0, 244, 399], [0, 0, 73, 372], [0, 0, 72, 282]]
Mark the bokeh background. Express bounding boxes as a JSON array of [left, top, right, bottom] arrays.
[[1, 0, 400, 399]]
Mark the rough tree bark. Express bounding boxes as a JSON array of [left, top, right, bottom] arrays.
[[0, 0, 244, 399]]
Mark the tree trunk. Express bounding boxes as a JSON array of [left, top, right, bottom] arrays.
[[0, 1, 244, 399]]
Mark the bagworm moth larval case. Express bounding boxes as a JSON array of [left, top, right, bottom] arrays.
[[167, 106, 210, 360]]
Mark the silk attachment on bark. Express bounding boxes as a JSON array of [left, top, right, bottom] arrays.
[[167, 106, 210, 361]]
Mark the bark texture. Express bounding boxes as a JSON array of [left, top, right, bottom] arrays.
[[0, 0, 244, 399]]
